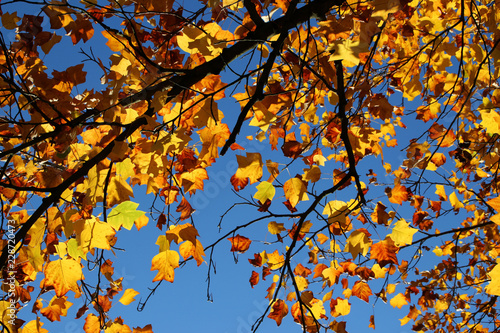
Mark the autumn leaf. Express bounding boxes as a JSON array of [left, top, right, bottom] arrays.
[[230, 152, 263, 191], [267, 250, 285, 270], [20, 320, 49, 333], [268, 221, 286, 235], [390, 293, 408, 309], [254, 181, 276, 204], [40, 296, 72, 322], [118, 289, 140, 306], [178, 239, 205, 266], [228, 234, 252, 253], [386, 184, 410, 205], [351, 281, 372, 303], [345, 229, 372, 258], [283, 177, 309, 207], [388, 219, 418, 246], [42, 259, 83, 297], [165, 223, 199, 245], [151, 238, 180, 283], [268, 299, 288, 326], [370, 239, 399, 267], [249, 271, 259, 288]]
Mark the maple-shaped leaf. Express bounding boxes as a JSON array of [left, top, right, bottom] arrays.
[[19, 319, 49, 333], [107, 176, 134, 207], [84, 313, 100, 333], [179, 239, 205, 266], [228, 234, 252, 253], [267, 250, 285, 270], [486, 263, 500, 296], [78, 217, 116, 252], [132, 324, 154, 333], [390, 293, 408, 309], [388, 219, 418, 246], [351, 281, 372, 303], [283, 178, 309, 207], [108, 201, 146, 230], [370, 239, 399, 267], [268, 299, 288, 326], [331, 298, 351, 316], [344, 229, 372, 258], [386, 184, 409, 205], [268, 221, 286, 235], [254, 181, 276, 204], [165, 223, 199, 245], [118, 288, 140, 306], [40, 296, 72, 322], [230, 153, 263, 191], [151, 239, 180, 283], [42, 258, 83, 297]]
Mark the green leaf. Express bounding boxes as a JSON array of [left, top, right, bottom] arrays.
[[108, 201, 145, 230]]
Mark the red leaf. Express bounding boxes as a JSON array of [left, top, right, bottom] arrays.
[[227, 234, 252, 253]]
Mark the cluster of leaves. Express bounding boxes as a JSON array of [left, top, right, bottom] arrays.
[[0, 0, 499, 332]]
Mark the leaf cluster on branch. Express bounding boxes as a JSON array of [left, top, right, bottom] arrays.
[[0, 0, 499, 332]]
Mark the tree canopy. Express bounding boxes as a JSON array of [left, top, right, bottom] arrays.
[[0, 0, 500, 332]]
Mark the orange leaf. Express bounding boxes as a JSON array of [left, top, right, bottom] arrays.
[[370, 239, 399, 267], [351, 281, 372, 303], [268, 299, 288, 326], [178, 239, 205, 266], [249, 271, 259, 288], [40, 296, 72, 322], [176, 197, 194, 220], [386, 184, 409, 204], [227, 234, 252, 253]]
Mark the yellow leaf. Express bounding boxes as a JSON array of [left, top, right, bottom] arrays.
[[254, 181, 276, 204], [334, 298, 351, 316], [283, 178, 309, 207], [107, 176, 134, 207], [20, 319, 49, 333], [268, 221, 286, 235], [178, 239, 206, 266], [110, 55, 131, 76], [151, 240, 180, 282], [486, 263, 500, 296], [42, 259, 83, 297], [390, 293, 408, 308], [40, 295, 72, 322], [328, 40, 370, 66], [388, 219, 418, 246], [78, 217, 116, 252], [480, 110, 500, 135], [435, 184, 447, 201], [230, 153, 263, 190], [303, 165, 321, 183], [449, 191, 464, 211], [267, 250, 284, 270], [345, 229, 372, 258], [119, 289, 140, 305], [322, 200, 348, 224]]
